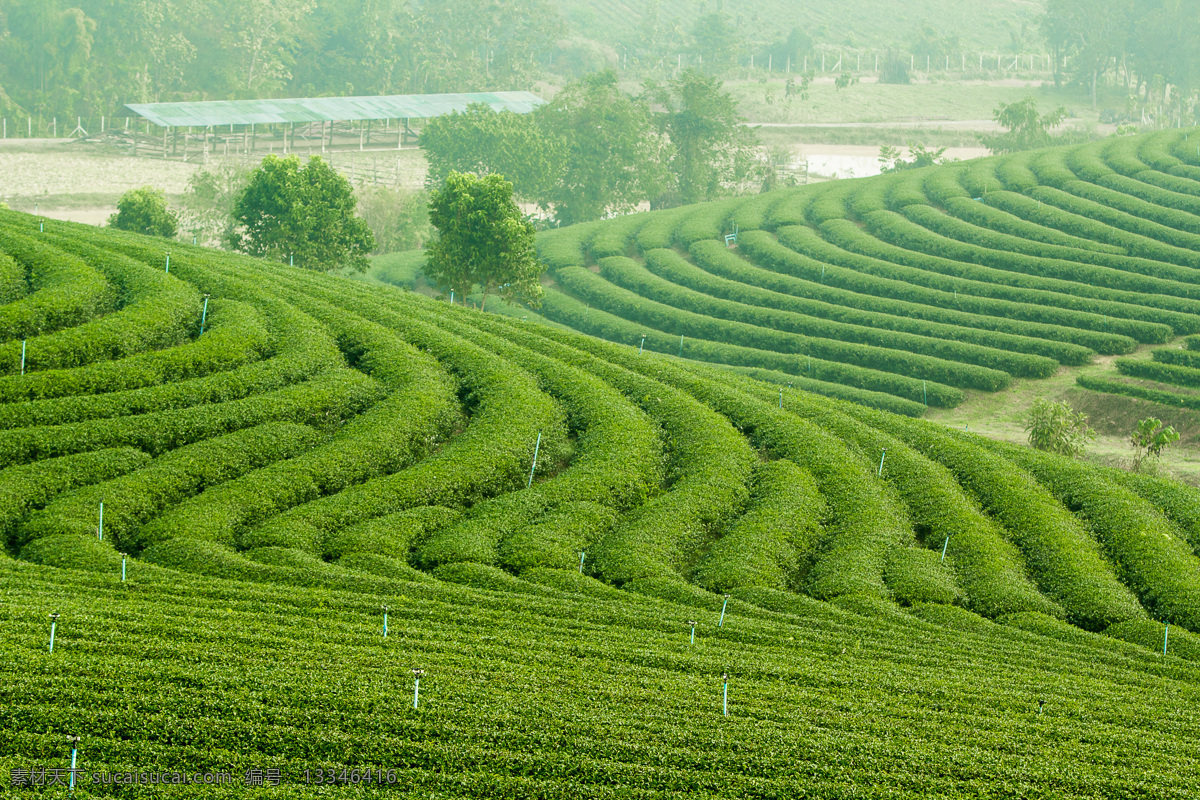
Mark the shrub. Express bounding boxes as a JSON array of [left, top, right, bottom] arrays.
[[107, 187, 179, 238]]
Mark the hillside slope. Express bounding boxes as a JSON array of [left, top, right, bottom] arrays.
[[2, 211, 1200, 796]]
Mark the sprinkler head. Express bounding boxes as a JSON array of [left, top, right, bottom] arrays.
[[49, 612, 60, 621], [412, 668, 425, 677]]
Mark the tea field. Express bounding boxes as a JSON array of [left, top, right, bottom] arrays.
[[3, 147, 1200, 796]]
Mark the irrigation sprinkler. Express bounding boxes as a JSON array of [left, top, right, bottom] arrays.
[[1164, 622, 1170, 656], [164, 252, 170, 273], [940, 536, 949, 563], [718, 594, 730, 628], [120, 553, 127, 582], [1037, 699, 1045, 715], [877, 449, 886, 477], [779, 387, 783, 408], [722, 673, 729, 716], [449, 290, 454, 304], [49, 612, 60, 653], [689, 621, 697, 645], [39, 220, 44, 233], [638, 334, 646, 355], [199, 295, 210, 335], [578, 551, 586, 573], [382, 606, 389, 638], [20, 339, 26, 375], [97, 501, 104, 542], [679, 334, 684, 357], [412, 669, 425, 709], [68, 735, 80, 793], [526, 431, 542, 488]]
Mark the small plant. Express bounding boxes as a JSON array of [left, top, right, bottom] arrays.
[[1025, 398, 1094, 458], [1130, 417, 1179, 473]]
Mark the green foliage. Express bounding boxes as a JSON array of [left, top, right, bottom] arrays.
[[107, 187, 179, 238], [979, 98, 1067, 154], [1131, 417, 1180, 473], [648, 70, 760, 206], [426, 171, 543, 309], [178, 161, 252, 247], [356, 184, 432, 254], [1025, 398, 1094, 458], [227, 155, 375, 271], [538, 70, 670, 226]]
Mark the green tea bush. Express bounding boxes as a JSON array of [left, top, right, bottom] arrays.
[[687, 239, 1094, 366], [737, 230, 1137, 355], [1105, 618, 1200, 662], [842, 409, 1146, 630], [325, 505, 463, 560], [941, 195, 1126, 255], [775, 224, 1170, 344], [996, 443, 1200, 631], [0, 252, 24, 304], [0, 447, 150, 547], [20, 421, 321, 550], [538, 287, 963, 406], [562, 259, 1015, 391], [0, 229, 115, 341], [691, 459, 826, 593], [1115, 357, 1200, 388]]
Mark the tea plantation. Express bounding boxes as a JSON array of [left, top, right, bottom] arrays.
[[3, 131, 1200, 796], [525, 129, 1200, 418]]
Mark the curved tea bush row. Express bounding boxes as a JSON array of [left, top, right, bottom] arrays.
[[0, 300, 341, 429], [724, 374, 1063, 619], [673, 196, 741, 245], [0, 253, 23, 304], [1115, 358, 1200, 389], [239, 308, 570, 555], [853, 211, 1200, 326], [134, 309, 462, 552], [0, 447, 150, 546], [736, 230, 1136, 355], [523, 328, 919, 601], [631, 250, 1055, 378], [902, 202, 1200, 288], [996, 443, 1200, 631], [1022, 186, 1200, 268], [690, 459, 827, 593], [1076, 373, 1200, 411], [558, 260, 1014, 391], [1112, 470, 1200, 557], [843, 408, 1146, 630], [0, 367, 383, 466], [0, 299, 270, 404], [981, 190, 1200, 270], [0, 229, 115, 341], [468, 310, 759, 585], [724, 365, 927, 417], [589, 211, 650, 259], [537, 278, 965, 407], [17, 421, 321, 550], [775, 224, 1169, 344], [682, 240, 1092, 366], [938, 194, 1127, 255], [0, 235, 199, 375]]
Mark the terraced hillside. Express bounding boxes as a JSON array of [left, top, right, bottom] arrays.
[[3, 210, 1200, 796], [525, 130, 1200, 419]]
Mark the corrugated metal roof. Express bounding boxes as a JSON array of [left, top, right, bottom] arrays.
[[125, 91, 545, 127]]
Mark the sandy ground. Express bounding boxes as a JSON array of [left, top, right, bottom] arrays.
[[797, 143, 990, 180]]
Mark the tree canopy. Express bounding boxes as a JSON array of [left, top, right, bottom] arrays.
[[420, 69, 757, 226], [226, 154, 375, 271], [107, 187, 179, 238], [425, 171, 542, 310]]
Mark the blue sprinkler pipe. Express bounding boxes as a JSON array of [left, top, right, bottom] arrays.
[[718, 595, 730, 627], [199, 295, 210, 335], [689, 621, 697, 645], [49, 612, 59, 653], [412, 669, 424, 709], [877, 449, 886, 477], [527, 431, 542, 488], [121, 553, 127, 582], [722, 673, 729, 717]]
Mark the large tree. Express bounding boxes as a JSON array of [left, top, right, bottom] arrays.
[[420, 103, 560, 202], [425, 171, 542, 309], [226, 154, 375, 271], [647, 69, 759, 206], [537, 70, 670, 226]]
